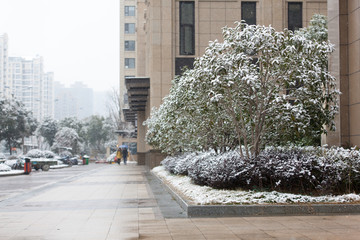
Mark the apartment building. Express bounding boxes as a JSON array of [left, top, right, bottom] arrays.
[[120, 0, 329, 167], [54, 81, 93, 121], [0, 33, 9, 98], [8, 56, 54, 121], [120, 0, 137, 124]]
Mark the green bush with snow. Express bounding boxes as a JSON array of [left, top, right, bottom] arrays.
[[161, 146, 360, 195]]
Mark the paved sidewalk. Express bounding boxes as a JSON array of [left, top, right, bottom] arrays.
[[0, 163, 359, 240]]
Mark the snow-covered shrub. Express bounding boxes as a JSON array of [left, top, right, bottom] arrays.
[[26, 149, 44, 158], [161, 156, 178, 174], [0, 163, 11, 172], [161, 152, 209, 176], [164, 146, 360, 194], [106, 152, 116, 162], [317, 147, 360, 193], [249, 149, 320, 193], [43, 150, 56, 158], [188, 151, 247, 189], [4, 159, 18, 168], [173, 152, 198, 175]]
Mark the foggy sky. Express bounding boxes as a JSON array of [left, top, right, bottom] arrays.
[[0, 0, 120, 92]]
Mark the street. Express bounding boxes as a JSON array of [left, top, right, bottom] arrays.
[[0, 164, 100, 202]]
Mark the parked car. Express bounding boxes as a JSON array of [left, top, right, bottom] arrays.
[[57, 156, 73, 166]]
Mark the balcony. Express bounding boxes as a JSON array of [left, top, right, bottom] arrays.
[[125, 77, 150, 112]]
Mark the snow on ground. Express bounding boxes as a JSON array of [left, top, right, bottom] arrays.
[[0, 169, 24, 176], [152, 165, 360, 205], [0, 163, 11, 172], [50, 164, 69, 169]]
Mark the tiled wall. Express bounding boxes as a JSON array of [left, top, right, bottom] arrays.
[[327, 0, 360, 147], [348, 1, 360, 145]]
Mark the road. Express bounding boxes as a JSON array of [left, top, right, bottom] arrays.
[[0, 164, 101, 202]]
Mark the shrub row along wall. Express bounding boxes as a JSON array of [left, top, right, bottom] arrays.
[[161, 146, 360, 195]]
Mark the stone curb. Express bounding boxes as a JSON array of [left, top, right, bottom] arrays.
[[0, 170, 24, 177], [151, 172, 360, 217]]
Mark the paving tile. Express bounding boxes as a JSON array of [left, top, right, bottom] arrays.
[[2, 164, 360, 240], [235, 232, 275, 240], [264, 229, 309, 239]]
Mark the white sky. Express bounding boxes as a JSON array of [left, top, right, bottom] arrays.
[[0, 0, 120, 92]]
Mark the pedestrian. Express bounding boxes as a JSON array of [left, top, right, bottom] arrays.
[[116, 148, 122, 165], [122, 147, 128, 165]]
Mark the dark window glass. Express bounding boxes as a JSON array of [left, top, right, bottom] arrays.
[[241, 2, 256, 25], [180, 1, 195, 55], [125, 6, 135, 16], [125, 23, 135, 34], [124, 93, 129, 104], [125, 40, 135, 51], [288, 2, 302, 32], [125, 58, 135, 68], [175, 58, 195, 75]]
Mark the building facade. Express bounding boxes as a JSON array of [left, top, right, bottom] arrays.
[[120, 0, 138, 124], [8, 56, 54, 121], [0, 33, 9, 98], [54, 81, 93, 121], [325, 0, 360, 147], [121, 0, 329, 167]]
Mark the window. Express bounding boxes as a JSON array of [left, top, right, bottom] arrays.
[[125, 40, 135, 51], [125, 23, 135, 34], [288, 2, 302, 32], [125, 58, 135, 69], [124, 93, 129, 104], [125, 6, 135, 16], [241, 2, 256, 25], [180, 1, 195, 55], [175, 58, 194, 75]]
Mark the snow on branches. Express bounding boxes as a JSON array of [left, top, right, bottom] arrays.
[[145, 15, 339, 157]]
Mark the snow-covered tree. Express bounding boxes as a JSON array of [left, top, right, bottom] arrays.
[[0, 98, 37, 154], [145, 73, 238, 154], [37, 117, 58, 147], [84, 116, 114, 154], [145, 15, 339, 157], [59, 117, 84, 136], [51, 127, 81, 154]]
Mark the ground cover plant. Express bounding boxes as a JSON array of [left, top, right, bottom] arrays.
[[161, 146, 360, 196]]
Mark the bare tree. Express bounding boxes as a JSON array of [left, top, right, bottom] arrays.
[[106, 87, 134, 132]]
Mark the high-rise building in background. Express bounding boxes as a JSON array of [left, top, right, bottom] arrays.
[[120, 0, 328, 167], [119, 0, 137, 125], [0, 33, 9, 98], [93, 91, 108, 117], [54, 81, 93, 121], [8, 56, 54, 120], [1, 34, 55, 121]]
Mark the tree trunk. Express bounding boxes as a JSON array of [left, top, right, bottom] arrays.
[[8, 140, 12, 155]]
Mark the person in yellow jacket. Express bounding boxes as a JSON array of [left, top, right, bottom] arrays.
[[116, 148, 122, 165]]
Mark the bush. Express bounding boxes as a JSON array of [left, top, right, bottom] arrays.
[[26, 149, 44, 158], [161, 146, 360, 195], [43, 150, 56, 158], [188, 151, 246, 189]]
